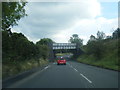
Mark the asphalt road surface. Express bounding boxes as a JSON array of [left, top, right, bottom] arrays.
[[5, 60, 118, 88]]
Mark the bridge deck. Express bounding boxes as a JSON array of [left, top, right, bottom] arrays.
[[53, 43, 76, 50]]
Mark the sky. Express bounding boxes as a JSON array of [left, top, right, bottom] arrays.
[[11, 0, 118, 45]]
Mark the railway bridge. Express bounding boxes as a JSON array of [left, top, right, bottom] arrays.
[[48, 43, 82, 61]]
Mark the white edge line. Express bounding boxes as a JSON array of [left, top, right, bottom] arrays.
[[44, 65, 50, 70], [80, 74, 92, 83], [8, 65, 50, 88]]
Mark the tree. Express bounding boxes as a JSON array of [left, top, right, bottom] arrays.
[[36, 38, 54, 59], [69, 34, 83, 47], [2, 31, 12, 61], [86, 40, 104, 60], [36, 38, 54, 46], [112, 28, 120, 39], [90, 35, 96, 41], [87, 35, 96, 44], [10, 33, 35, 61], [2, 1, 27, 31], [97, 31, 106, 40], [2, 31, 39, 62]]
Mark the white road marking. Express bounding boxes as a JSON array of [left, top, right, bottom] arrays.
[[70, 65, 73, 68], [8, 65, 50, 88], [67, 62, 92, 84], [44, 65, 50, 70], [67, 63, 73, 68], [80, 73, 92, 83], [74, 68, 78, 72], [67, 63, 77, 72]]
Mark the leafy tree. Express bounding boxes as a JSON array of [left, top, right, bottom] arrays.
[[36, 38, 54, 46], [112, 28, 120, 39], [10, 33, 33, 60], [90, 35, 96, 41], [86, 41, 104, 60], [69, 34, 83, 47], [87, 35, 96, 44], [36, 38, 54, 59], [2, 31, 12, 61], [2, 31, 39, 62], [97, 31, 106, 40], [2, 31, 54, 62], [36, 44, 49, 59], [2, 1, 27, 31], [86, 32, 106, 60]]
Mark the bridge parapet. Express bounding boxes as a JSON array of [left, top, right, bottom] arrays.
[[53, 43, 76, 50]]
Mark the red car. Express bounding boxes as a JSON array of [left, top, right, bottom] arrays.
[[57, 57, 66, 65]]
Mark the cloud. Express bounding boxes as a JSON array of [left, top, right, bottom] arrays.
[[50, 17, 117, 44], [72, 17, 118, 44], [12, 1, 117, 45]]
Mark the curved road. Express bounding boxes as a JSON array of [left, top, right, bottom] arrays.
[[5, 60, 118, 88]]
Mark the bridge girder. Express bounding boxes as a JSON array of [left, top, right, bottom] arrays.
[[48, 43, 82, 61]]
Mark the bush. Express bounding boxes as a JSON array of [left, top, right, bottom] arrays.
[[77, 37, 119, 71]]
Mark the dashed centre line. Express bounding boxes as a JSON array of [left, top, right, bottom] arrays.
[[67, 62, 92, 84], [74, 68, 78, 72], [80, 73, 92, 83]]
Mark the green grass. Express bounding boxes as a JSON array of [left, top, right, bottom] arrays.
[[77, 54, 119, 71], [77, 39, 119, 71], [2, 59, 49, 79]]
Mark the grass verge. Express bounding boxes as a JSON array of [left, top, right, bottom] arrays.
[[77, 54, 119, 71], [2, 58, 49, 79]]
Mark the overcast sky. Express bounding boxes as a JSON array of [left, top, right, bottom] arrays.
[[11, 0, 118, 45]]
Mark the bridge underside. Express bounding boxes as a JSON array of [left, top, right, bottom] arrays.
[[53, 48, 82, 57], [48, 43, 83, 61]]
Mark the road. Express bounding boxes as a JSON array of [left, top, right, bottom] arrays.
[[4, 60, 118, 88]]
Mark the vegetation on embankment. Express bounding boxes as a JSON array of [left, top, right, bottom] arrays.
[[2, 2, 54, 79], [77, 29, 120, 71], [3, 59, 48, 79], [2, 31, 53, 79]]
